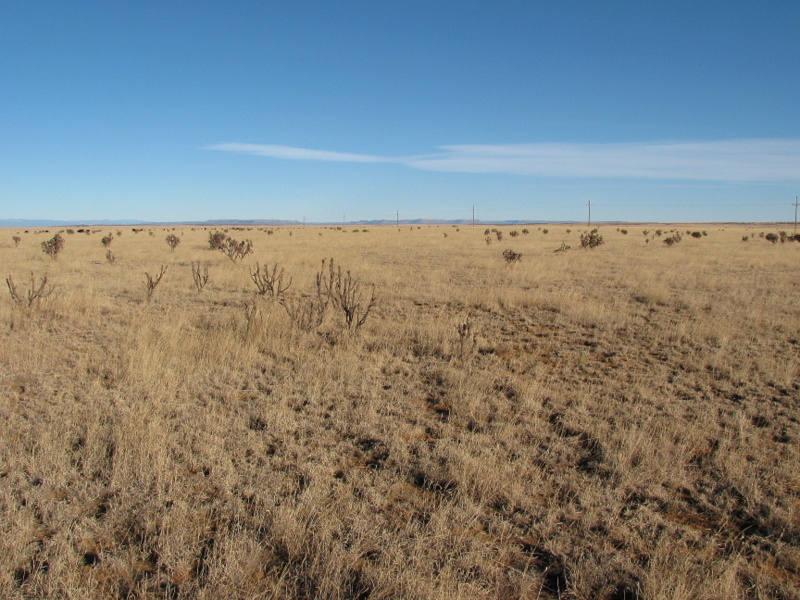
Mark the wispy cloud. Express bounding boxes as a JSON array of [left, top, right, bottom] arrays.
[[207, 139, 800, 182], [207, 143, 390, 164]]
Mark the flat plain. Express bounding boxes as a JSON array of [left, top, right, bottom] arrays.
[[1, 224, 798, 599]]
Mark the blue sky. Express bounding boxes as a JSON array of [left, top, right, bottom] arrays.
[[2, 1, 799, 223]]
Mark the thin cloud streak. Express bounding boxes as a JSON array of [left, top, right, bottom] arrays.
[[208, 143, 391, 163], [208, 139, 800, 182]]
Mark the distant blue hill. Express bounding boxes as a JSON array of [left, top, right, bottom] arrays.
[[0, 218, 572, 228]]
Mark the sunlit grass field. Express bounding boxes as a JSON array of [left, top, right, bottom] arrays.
[[1, 223, 798, 599]]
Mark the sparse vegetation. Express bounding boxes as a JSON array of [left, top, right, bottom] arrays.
[[502, 248, 522, 263], [101, 233, 113, 247], [0, 224, 798, 600], [12, 236, 21, 247], [663, 232, 683, 246], [105, 250, 116, 264]]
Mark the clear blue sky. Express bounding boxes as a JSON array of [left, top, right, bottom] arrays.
[[2, 1, 799, 223]]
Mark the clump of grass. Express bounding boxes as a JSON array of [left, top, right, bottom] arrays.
[[105, 250, 116, 264], [663, 232, 683, 246], [12, 235, 21, 247], [502, 249, 522, 263], [101, 233, 114, 247]]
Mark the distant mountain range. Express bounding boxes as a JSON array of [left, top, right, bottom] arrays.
[[0, 218, 568, 228]]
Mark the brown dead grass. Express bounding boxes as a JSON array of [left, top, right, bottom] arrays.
[[0, 224, 798, 599]]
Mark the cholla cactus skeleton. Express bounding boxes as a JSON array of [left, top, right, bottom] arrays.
[[6, 273, 56, 308]]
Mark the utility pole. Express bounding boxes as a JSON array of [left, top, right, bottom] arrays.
[[343, 213, 346, 227], [396, 210, 400, 228], [794, 196, 799, 235], [587, 199, 592, 228], [472, 205, 475, 227], [303, 216, 306, 228]]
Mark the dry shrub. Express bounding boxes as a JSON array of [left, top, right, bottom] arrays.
[[580, 229, 604, 249], [165, 234, 181, 251], [191, 262, 209, 293], [219, 236, 253, 262], [41, 232, 64, 258], [502, 249, 522, 264], [208, 230, 227, 250], [6, 272, 55, 308], [251, 263, 291, 301], [143, 265, 167, 301], [316, 258, 376, 331]]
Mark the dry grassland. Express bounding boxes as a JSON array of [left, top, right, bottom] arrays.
[[1, 224, 799, 599]]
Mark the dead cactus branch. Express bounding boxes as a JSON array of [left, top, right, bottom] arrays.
[[6, 273, 56, 308], [219, 237, 253, 263], [144, 265, 168, 301], [191, 262, 209, 293], [250, 262, 291, 301], [319, 258, 376, 331], [280, 294, 326, 332]]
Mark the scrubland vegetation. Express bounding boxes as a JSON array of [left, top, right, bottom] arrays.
[[1, 224, 799, 599]]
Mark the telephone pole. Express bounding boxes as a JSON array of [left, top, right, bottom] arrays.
[[794, 196, 799, 235], [472, 205, 475, 227], [396, 210, 400, 228], [587, 199, 592, 228]]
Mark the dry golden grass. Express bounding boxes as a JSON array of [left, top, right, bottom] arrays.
[[1, 224, 798, 599]]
